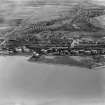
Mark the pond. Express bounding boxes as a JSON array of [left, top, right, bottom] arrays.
[[0, 56, 104, 105]]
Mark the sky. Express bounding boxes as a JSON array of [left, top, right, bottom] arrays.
[[12, 0, 105, 3], [93, 0, 105, 5], [6, 0, 105, 4]]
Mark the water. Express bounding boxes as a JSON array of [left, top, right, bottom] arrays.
[[0, 56, 104, 105]]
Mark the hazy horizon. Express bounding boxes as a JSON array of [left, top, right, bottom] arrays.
[[0, 0, 105, 27]]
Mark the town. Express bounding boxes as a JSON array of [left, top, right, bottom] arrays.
[[0, 1, 105, 69]]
